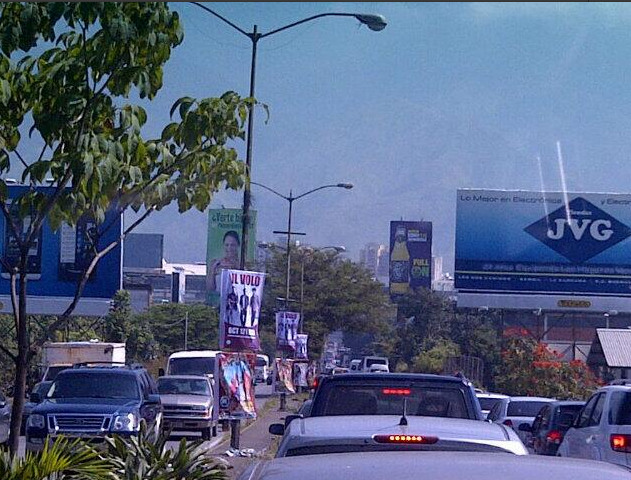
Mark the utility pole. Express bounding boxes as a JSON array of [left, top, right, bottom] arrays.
[[184, 311, 189, 351]]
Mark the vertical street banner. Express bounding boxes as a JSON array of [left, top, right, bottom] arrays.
[[295, 334, 308, 360], [293, 361, 308, 388], [273, 358, 295, 394], [389, 221, 432, 296], [206, 208, 257, 306], [219, 269, 265, 351], [275, 311, 300, 351], [213, 352, 257, 420]]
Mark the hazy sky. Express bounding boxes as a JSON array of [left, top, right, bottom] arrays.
[[133, 2, 631, 270]]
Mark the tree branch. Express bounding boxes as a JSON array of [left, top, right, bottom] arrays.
[[0, 343, 17, 362], [13, 149, 29, 170], [38, 206, 156, 345]]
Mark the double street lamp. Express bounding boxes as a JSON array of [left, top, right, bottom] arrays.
[[252, 181, 352, 310], [191, 3, 386, 269]]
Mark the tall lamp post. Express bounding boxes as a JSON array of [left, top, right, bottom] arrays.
[[251, 182, 353, 309], [191, 3, 386, 270]]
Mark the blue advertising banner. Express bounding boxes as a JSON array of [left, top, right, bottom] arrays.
[[455, 189, 631, 295], [0, 186, 122, 312], [389, 221, 432, 295]]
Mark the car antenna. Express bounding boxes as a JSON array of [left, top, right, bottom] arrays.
[[399, 398, 408, 426]]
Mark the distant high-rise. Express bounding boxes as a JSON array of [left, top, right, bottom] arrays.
[[360, 242, 389, 284]]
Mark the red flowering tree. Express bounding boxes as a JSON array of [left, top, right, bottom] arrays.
[[495, 331, 599, 399]]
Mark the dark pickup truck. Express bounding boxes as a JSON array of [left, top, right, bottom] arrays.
[[26, 364, 162, 451], [308, 373, 484, 421]]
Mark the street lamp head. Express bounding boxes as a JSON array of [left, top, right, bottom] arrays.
[[337, 183, 354, 189], [355, 14, 387, 32]]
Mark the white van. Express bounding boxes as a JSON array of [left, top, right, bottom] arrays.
[[361, 356, 389, 372], [349, 359, 362, 372], [164, 350, 220, 377], [255, 354, 270, 384]]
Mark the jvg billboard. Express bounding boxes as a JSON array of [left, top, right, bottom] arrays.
[[455, 189, 631, 296], [389, 221, 432, 295]]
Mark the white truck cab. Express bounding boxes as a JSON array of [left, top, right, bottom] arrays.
[[164, 350, 220, 378]]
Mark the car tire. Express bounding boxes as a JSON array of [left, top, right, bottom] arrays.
[[202, 427, 212, 441], [212, 424, 218, 437]]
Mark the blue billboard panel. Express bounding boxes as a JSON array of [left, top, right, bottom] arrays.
[[389, 221, 432, 295], [455, 189, 631, 295], [0, 186, 122, 311]]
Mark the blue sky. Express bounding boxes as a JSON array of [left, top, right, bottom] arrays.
[[132, 2, 631, 270]]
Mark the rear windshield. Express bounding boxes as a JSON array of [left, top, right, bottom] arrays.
[[169, 357, 215, 376], [285, 442, 510, 457], [507, 401, 549, 417], [366, 358, 387, 367], [609, 392, 631, 425], [313, 384, 470, 419], [478, 397, 503, 411]]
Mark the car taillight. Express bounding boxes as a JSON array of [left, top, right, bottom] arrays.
[[503, 419, 513, 428], [373, 434, 439, 444], [382, 388, 411, 395], [611, 434, 631, 452], [311, 378, 318, 390], [546, 430, 563, 444]]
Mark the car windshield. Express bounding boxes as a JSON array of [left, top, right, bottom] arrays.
[[609, 392, 631, 425], [33, 382, 52, 396], [169, 357, 215, 376], [478, 397, 503, 412], [157, 378, 210, 396], [366, 358, 387, 368], [507, 401, 550, 417], [256, 358, 268, 367], [48, 373, 139, 400], [316, 385, 470, 418]]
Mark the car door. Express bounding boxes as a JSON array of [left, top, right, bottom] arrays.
[[578, 393, 606, 460], [564, 394, 598, 458], [531, 406, 548, 453]]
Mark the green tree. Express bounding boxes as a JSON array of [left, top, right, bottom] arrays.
[[104, 290, 132, 343], [261, 246, 394, 358], [0, 3, 251, 453], [412, 338, 460, 374]]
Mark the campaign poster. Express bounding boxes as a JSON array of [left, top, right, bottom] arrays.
[[206, 208, 257, 306], [213, 352, 257, 420], [293, 361, 308, 387], [275, 311, 300, 351], [295, 334, 308, 360], [219, 269, 265, 351], [273, 358, 295, 394]]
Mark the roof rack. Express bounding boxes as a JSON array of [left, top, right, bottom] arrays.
[[72, 362, 145, 370]]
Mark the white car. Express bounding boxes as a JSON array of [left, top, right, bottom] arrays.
[[238, 451, 630, 480], [269, 414, 528, 456], [487, 396, 555, 444], [558, 383, 631, 467], [476, 392, 509, 417]]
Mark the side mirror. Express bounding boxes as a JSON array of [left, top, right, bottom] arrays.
[[518, 423, 532, 432], [146, 394, 161, 405], [158, 368, 165, 377], [269, 423, 285, 436], [30, 392, 41, 404], [284, 414, 301, 428]]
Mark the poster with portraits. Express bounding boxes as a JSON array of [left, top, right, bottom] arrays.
[[273, 358, 295, 394], [275, 311, 300, 351], [219, 269, 265, 351], [295, 334, 308, 360], [213, 352, 257, 420], [293, 361, 308, 387]]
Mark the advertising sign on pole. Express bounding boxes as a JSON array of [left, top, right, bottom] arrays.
[[219, 269, 265, 351], [293, 361, 308, 388], [0, 186, 122, 316], [206, 208, 257, 306], [456, 189, 631, 297], [275, 311, 300, 351], [295, 334, 308, 360], [273, 358, 295, 394], [389, 221, 432, 295], [213, 352, 257, 420]]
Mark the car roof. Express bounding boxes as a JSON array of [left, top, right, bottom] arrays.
[[290, 415, 511, 442], [508, 396, 556, 402], [245, 452, 630, 480], [550, 400, 585, 407], [321, 373, 469, 384], [57, 368, 138, 377], [598, 385, 631, 393], [157, 375, 211, 381], [168, 350, 220, 359], [476, 392, 509, 399]]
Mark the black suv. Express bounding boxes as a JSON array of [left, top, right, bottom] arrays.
[[26, 364, 162, 451], [308, 373, 484, 420]]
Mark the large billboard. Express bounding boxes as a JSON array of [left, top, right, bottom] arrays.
[[389, 221, 432, 295], [456, 189, 631, 296], [206, 208, 257, 305], [0, 186, 122, 315]]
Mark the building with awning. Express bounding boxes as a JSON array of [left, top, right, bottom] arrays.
[[587, 329, 631, 382]]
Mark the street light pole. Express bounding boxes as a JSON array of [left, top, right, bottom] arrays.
[[190, 3, 386, 270]]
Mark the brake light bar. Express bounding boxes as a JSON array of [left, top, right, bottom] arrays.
[[382, 388, 411, 395], [611, 434, 631, 452], [374, 434, 438, 444]]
